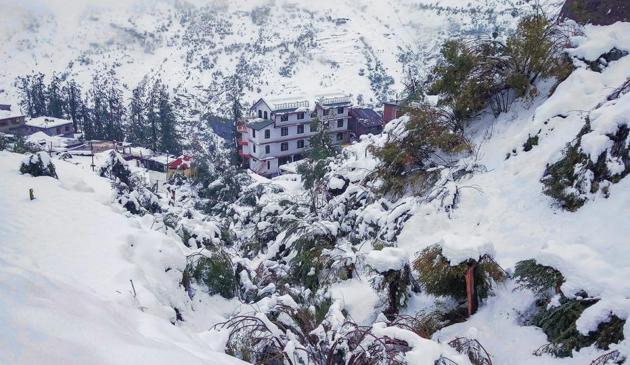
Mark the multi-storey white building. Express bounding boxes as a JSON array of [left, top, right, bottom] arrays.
[[237, 93, 352, 177]]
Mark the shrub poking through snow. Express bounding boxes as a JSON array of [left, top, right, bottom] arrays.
[[217, 301, 412, 365], [413, 245, 505, 314], [427, 13, 571, 121], [370, 103, 469, 196], [542, 81, 630, 211], [389, 312, 446, 339], [514, 259, 565, 297], [183, 249, 237, 299], [19, 152, 58, 179], [99, 150, 132, 187], [447, 337, 493, 365], [531, 295, 625, 358]]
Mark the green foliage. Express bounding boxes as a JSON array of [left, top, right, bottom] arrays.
[[532, 297, 625, 357], [370, 103, 469, 196], [297, 119, 338, 190], [413, 245, 505, 301], [542, 119, 630, 211], [185, 250, 237, 299], [12, 136, 41, 154], [287, 238, 333, 292], [427, 13, 571, 121], [514, 259, 564, 296], [504, 14, 572, 97], [429, 40, 498, 123]]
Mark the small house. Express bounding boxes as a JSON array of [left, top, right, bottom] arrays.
[[25, 116, 74, 136], [348, 107, 383, 138], [167, 155, 197, 179], [0, 105, 26, 135]]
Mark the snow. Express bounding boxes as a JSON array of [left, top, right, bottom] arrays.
[[365, 247, 408, 273], [576, 298, 630, 335], [0, 151, 245, 365], [328, 279, 379, 325], [327, 176, 346, 190], [25, 116, 73, 129], [570, 22, 630, 61]]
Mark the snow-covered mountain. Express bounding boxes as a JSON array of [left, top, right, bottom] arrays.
[[2, 1, 630, 365], [0, 0, 562, 113]]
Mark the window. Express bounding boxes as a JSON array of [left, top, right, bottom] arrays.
[[65, 125, 70, 131], [297, 139, 304, 149], [56, 127, 61, 134], [337, 119, 343, 128], [267, 161, 270, 170], [253, 144, 256, 153], [281, 142, 288, 151], [264, 111, 268, 119], [281, 114, 288, 122], [297, 125, 304, 134], [323, 109, 329, 116], [252, 129, 256, 138], [265, 130, 270, 139], [281, 127, 288, 136], [297, 112, 305, 120], [310, 123, 318, 132], [336, 132, 343, 141], [337, 107, 344, 114], [265, 145, 270, 154], [258, 110, 262, 118]]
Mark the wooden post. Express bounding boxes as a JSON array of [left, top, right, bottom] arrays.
[[465, 261, 478, 317], [29, 188, 35, 201]]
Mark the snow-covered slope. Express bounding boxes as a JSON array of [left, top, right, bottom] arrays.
[[0, 0, 563, 112], [0, 151, 244, 365]]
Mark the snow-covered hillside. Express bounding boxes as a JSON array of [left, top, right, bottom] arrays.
[[2, 1, 630, 365], [0, 151, 245, 364], [0, 0, 563, 112]]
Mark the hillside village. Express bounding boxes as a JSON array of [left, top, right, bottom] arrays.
[[1, 1, 630, 365]]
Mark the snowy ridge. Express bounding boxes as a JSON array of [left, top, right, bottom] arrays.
[[0, 0, 562, 112]]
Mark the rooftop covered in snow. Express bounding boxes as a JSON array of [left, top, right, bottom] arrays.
[[26, 116, 73, 129], [315, 92, 352, 107]]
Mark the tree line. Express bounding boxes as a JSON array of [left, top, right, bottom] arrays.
[[15, 72, 182, 154]]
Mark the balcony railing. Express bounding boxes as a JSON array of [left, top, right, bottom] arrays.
[[238, 140, 248, 146], [318, 95, 351, 106], [236, 125, 248, 132], [272, 100, 309, 111]]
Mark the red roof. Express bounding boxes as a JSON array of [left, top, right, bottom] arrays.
[[168, 155, 193, 170]]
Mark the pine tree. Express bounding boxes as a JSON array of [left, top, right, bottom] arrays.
[[104, 78, 125, 142], [63, 79, 82, 132], [147, 81, 160, 151], [156, 84, 180, 154], [47, 74, 65, 118], [127, 84, 148, 147], [31, 73, 47, 117], [15, 75, 34, 117]]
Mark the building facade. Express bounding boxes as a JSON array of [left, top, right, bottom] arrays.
[[237, 94, 352, 177], [25, 116, 75, 136], [0, 105, 26, 135], [383, 101, 401, 125]]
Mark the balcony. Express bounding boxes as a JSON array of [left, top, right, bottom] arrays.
[[239, 152, 251, 158], [238, 140, 249, 146], [237, 125, 248, 133]]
